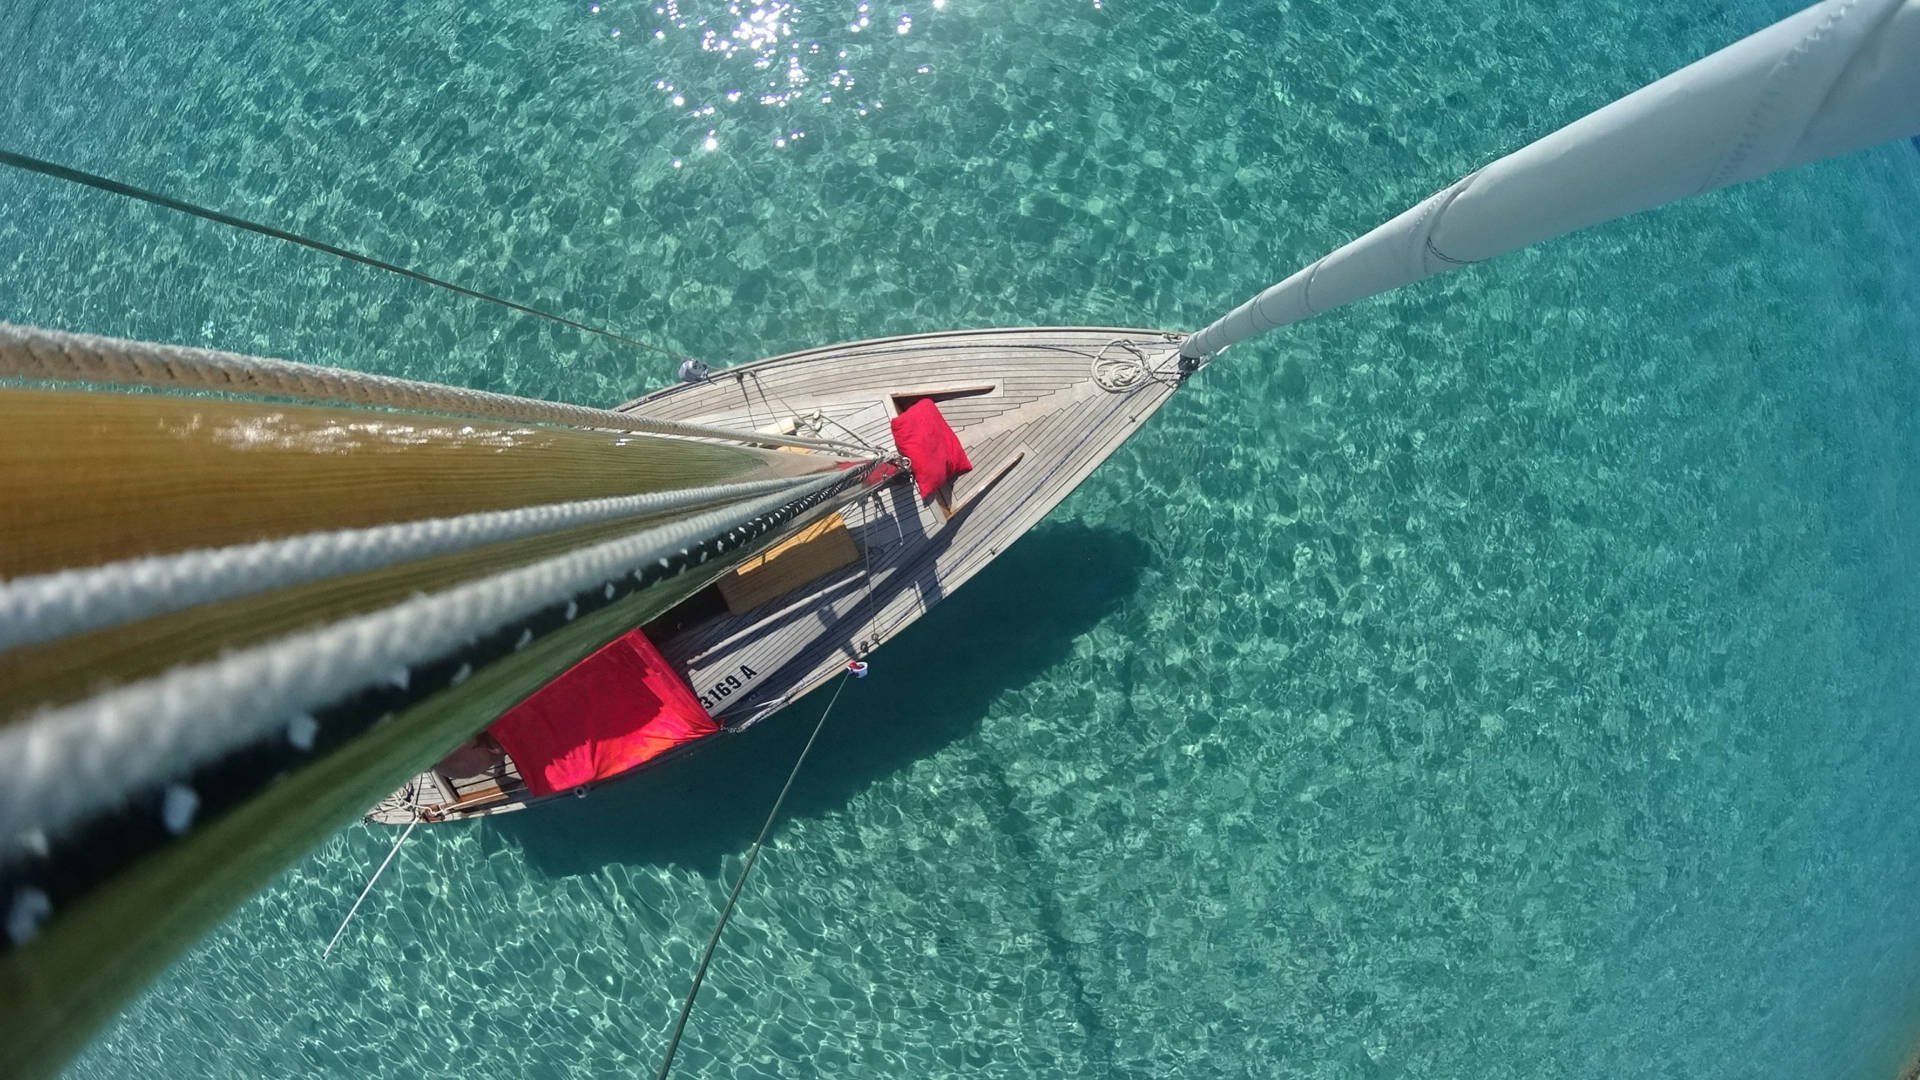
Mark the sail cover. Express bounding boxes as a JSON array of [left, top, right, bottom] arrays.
[[488, 628, 718, 797], [890, 399, 974, 497], [1181, 0, 1920, 358]]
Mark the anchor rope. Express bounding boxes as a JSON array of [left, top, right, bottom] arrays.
[[0, 149, 689, 362], [657, 482, 896, 1075], [656, 669, 855, 1080], [322, 815, 419, 960]]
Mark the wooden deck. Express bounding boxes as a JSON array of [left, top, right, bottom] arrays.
[[367, 326, 1188, 824]]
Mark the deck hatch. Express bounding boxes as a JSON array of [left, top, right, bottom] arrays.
[[715, 512, 861, 615], [888, 383, 999, 415]]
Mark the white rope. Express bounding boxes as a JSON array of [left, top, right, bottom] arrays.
[[0, 471, 850, 846], [322, 815, 417, 959], [0, 322, 868, 455], [1090, 340, 1151, 392], [0, 473, 821, 652]]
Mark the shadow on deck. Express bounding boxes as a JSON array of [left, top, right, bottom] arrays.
[[489, 520, 1152, 878]]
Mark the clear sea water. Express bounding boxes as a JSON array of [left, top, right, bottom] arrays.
[[4, 0, 1919, 1076]]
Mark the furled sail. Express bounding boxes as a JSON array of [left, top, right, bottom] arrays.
[[1180, 0, 1920, 359], [0, 323, 886, 1078]]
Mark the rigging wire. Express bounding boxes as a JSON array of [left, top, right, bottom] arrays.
[[746, 368, 885, 454], [655, 670, 855, 1080], [322, 814, 419, 960], [0, 148, 690, 361]]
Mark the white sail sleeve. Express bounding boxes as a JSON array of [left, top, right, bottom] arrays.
[[1181, 0, 1920, 360]]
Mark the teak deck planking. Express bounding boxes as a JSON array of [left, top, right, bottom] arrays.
[[369, 326, 1186, 824]]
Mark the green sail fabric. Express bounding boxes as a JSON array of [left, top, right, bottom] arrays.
[[0, 331, 884, 1078]]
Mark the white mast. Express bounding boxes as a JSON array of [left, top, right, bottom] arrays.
[[1181, 0, 1920, 361]]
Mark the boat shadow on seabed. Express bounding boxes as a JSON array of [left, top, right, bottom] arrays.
[[488, 521, 1152, 878]]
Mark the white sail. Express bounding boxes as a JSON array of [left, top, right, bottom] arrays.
[[1181, 0, 1920, 360]]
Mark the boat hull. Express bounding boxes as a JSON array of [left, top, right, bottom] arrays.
[[368, 326, 1187, 823]]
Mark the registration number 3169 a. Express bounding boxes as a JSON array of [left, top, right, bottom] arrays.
[[697, 664, 759, 712]]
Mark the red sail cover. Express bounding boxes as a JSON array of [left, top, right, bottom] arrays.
[[488, 629, 717, 797], [889, 398, 973, 498]]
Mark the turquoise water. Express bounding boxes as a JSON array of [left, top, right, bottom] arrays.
[[5, 0, 1920, 1076]]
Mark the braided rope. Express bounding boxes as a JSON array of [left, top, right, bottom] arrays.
[[0, 471, 853, 845], [0, 473, 822, 652], [0, 323, 866, 455]]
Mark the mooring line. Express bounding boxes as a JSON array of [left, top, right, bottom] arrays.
[[655, 669, 857, 1079], [0, 148, 689, 361], [322, 815, 419, 960]]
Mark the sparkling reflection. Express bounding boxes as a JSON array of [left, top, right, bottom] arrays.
[[593, 0, 954, 164]]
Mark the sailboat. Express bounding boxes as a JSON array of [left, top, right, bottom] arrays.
[[363, 325, 1190, 823], [0, 0, 1914, 1075]]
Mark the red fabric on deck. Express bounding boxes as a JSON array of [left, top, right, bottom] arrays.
[[889, 399, 973, 498], [836, 459, 901, 485], [488, 629, 717, 797]]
